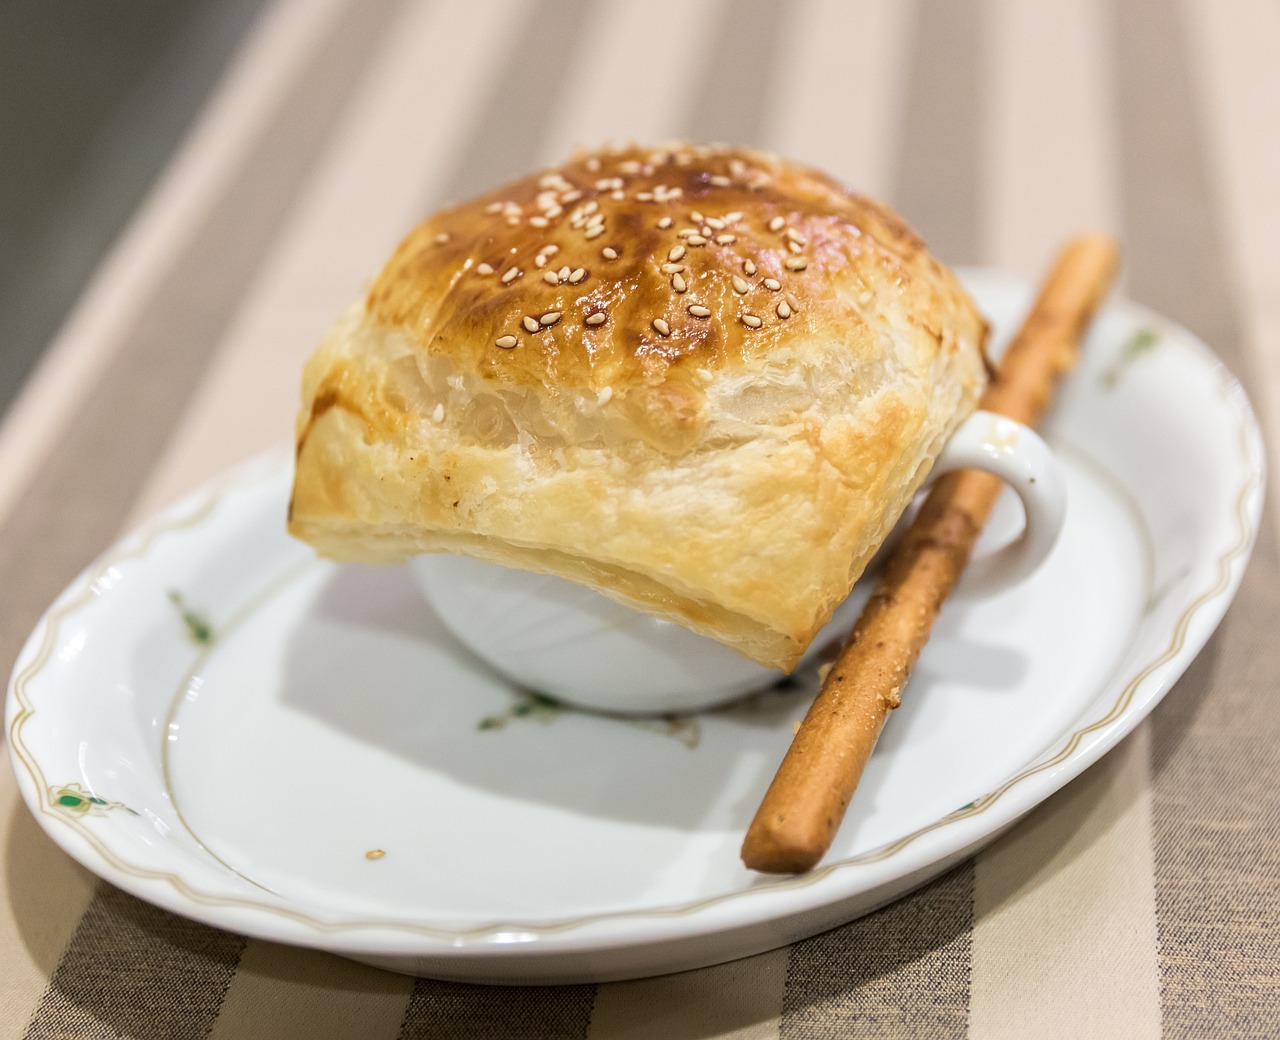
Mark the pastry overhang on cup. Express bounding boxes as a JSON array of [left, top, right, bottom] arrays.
[[287, 144, 989, 671]]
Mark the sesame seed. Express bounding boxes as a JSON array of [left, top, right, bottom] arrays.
[[561, 189, 582, 203], [688, 304, 711, 317], [691, 210, 705, 223], [672, 273, 687, 292], [435, 232, 450, 244], [661, 262, 685, 273], [788, 240, 804, 254], [743, 259, 757, 275], [539, 244, 560, 256], [741, 314, 763, 328], [725, 211, 743, 223], [502, 267, 522, 284], [732, 275, 750, 294], [785, 256, 808, 271], [477, 262, 494, 275], [602, 246, 618, 260], [543, 270, 560, 284], [485, 201, 504, 214], [569, 267, 586, 283], [619, 160, 641, 174], [529, 216, 549, 228], [658, 216, 673, 229], [636, 192, 654, 202], [769, 216, 786, 231], [540, 311, 562, 326], [585, 226, 604, 239], [611, 189, 625, 200], [535, 255, 548, 268], [583, 200, 599, 215], [585, 311, 607, 325], [652, 318, 671, 336], [506, 215, 520, 226], [597, 386, 613, 405], [687, 234, 707, 246], [785, 228, 807, 244], [705, 217, 725, 230], [710, 174, 731, 186], [715, 234, 736, 244], [523, 316, 540, 332], [776, 301, 792, 319], [786, 294, 800, 311], [432, 403, 445, 422], [558, 265, 570, 278], [763, 277, 781, 290], [668, 244, 686, 262], [495, 335, 518, 348]]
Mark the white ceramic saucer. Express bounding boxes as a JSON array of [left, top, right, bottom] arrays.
[[6, 272, 1265, 984]]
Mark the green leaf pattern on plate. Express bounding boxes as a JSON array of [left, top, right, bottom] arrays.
[[1101, 327, 1160, 388], [167, 589, 214, 645], [49, 783, 139, 817], [478, 692, 704, 749]]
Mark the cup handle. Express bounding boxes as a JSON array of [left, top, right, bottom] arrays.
[[927, 409, 1067, 593]]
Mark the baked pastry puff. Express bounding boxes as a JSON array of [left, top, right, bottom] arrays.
[[288, 144, 989, 671]]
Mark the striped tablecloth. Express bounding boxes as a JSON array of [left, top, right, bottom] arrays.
[[2, 1, 1278, 1036]]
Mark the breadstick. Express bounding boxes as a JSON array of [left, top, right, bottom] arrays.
[[741, 235, 1120, 874]]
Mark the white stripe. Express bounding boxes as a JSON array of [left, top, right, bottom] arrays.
[[971, 729, 1161, 1040], [763, 0, 911, 197], [129, 0, 522, 522], [0, 0, 350, 530], [982, 0, 1121, 273], [971, 3, 1160, 1037], [1180, 0, 1280, 532], [535, 0, 728, 163], [587, 950, 788, 1040]]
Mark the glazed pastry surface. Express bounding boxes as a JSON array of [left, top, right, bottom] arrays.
[[289, 144, 988, 669]]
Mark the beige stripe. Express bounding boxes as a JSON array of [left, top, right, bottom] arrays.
[[681, 0, 795, 146], [0, 0, 349, 531], [23, 885, 245, 1040], [0, 1, 366, 1030], [536, 0, 727, 161], [130, 0, 521, 520], [0, 766, 98, 1040], [971, 731, 1161, 1040], [207, 944, 413, 1040], [586, 3, 917, 1033], [970, 4, 1161, 1037], [123, 1, 522, 1031], [587, 950, 788, 1040], [1181, 0, 1280, 527], [763, 0, 911, 197], [982, 0, 1121, 272], [890, 0, 984, 264]]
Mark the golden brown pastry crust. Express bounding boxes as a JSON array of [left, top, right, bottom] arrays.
[[288, 144, 988, 670]]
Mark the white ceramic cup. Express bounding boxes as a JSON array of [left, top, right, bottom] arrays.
[[409, 410, 1065, 715]]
